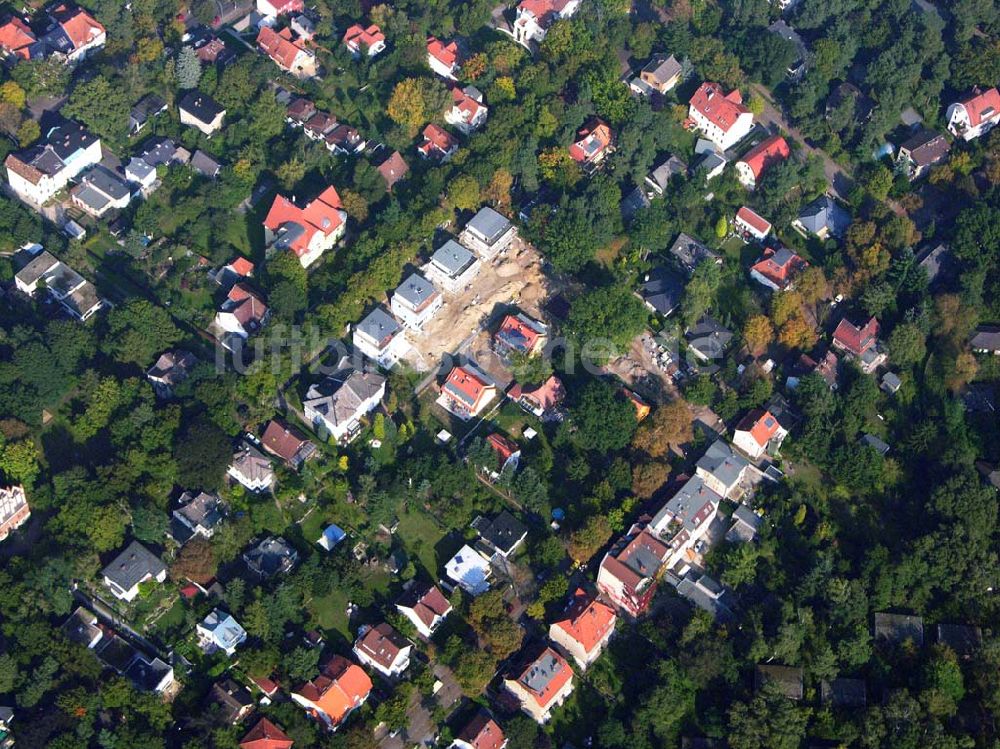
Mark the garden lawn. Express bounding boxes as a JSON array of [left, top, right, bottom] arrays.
[[396, 507, 447, 578]]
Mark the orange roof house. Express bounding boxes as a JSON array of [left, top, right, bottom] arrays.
[[947, 87, 1000, 141], [569, 118, 612, 164], [417, 124, 459, 160], [735, 134, 790, 189], [502, 645, 575, 723], [509, 375, 566, 417], [261, 419, 316, 468], [343, 23, 385, 57], [0, 17, 36, 59], [50, 3, 105, 55], [437, 364, 497, 420], [240, 717, 294, 749], [291, 654, 372, 730], [377, 151, 409, 190], [734, 206, 772, 240], [494, 312, 547, 356], [687, 81, 754, 150], [732, 408, 787, 459], [548, 588, 617, 669], [256, 26, 316, 79], [427, 35, 460, 78], [749, 247, 807, 291], [262, 186, 346, 268]]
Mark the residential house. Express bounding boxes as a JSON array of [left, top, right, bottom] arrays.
[[240, 717, 294, 749], [427, 36, 460, 78], [195, 35, 236, 66], [146, 350, 197, 398], [482, 433, 521, 481], [377, 151, 409, 190], [257, 25, 316, 79], [208, 678, 255, 725], [197, 609, 248, 656], [125, 156, 158, 191], [832, 316, 885, 373], [324, 124, 366, 155], [502, 644, 574, 723], [101, 541, 167, 602], [668, 232, 721, 277], [129, 93, 168, 135], [70, 165, 131, 218], [946, 87, 1000, 141], [686, 316, 733, 362], [650, 476, 721, 570], [494, 312, 547, 357], [353, 306, 407, 368], [423, 239, 480, 292], [695, 440, 751, 499], [896, 129, 950, 180], [790, 350, 839, 390], [687, 82, 754, 151], [825, 82, 874, 122], [733, 408, 788, 460], [726, 505, 763, 543], [767, 19, 807, 79], [291, 14, 315, 39], [971, 325, 1000, 355], [548, 588, 616, 669], [244, 536, 299, 578], [569, 118, 613, 166], [228, 440, 275, 492], [645, 155, 687, 196], [445, 544, 492, 595], [353, 623, 412, 678], [61, 607, 103, 649], [459, 206, 516, 259], [41, 3, 105, 63], [395, 582, 452, 638], [881, 371, 902, 394], [390, 272, 443, 331], [263, 186, 346, 268], [171, 490, 225, 543], [735, 134, 790, 189], [447, 86, 489, 134], [452, 711, 507, 749], [0, 16, 37, 59], [472, 510, 528, 559], [620, 186, 650, 223], [178, 90, 226, 135], [5, 120, 102, 206], [861, 433, 890, 456], [191, 150, 222, 179], [261, 420, 316, 469], [292, 654, 372, 729], [135, 135, 180, 167], [509, 375, 565, 418], [639, 268, 684, 317], [820, 678, 867, 708], [342, 23, 385, 57], [303, 111, 337, 141], [676, 571, 736, 621], [286, 97, 316, 127], [749, 246, 808, 291], [418, 124, 459, 160], [734, 206, 772, 241], [0, 485, 30, 541], [0, 707, 11, 748], [257, 0, 304, 21], [215, 283, 270, 346], [512, 0, 581, 48], [14, 246, 106, 321], [756, 664, 804, 700], [793, 195, 851, 239], [597, 522, 671, 617], [303, 363, 387, 443], [937, 623, 983, 659], [630, 54, 683, 96], [873, 612, 924, 646], [916, 242, 952, 286], [692, 147, 728, 180], [437, 364, 497, 420]]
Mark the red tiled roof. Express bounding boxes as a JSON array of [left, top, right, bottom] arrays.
[[442, 365, 492, 410], [552, 588, 616, 653], [261, 419, 310, 463], [240, 717, 294, 749], [509, 375, 565, 412], [227, 283, 269, 327], [496, 313, 544, 352], [735, 408, 782, 448], [294, 655, 372, 726], [343, 23, 384, 51], [419, 124, 458, 157], [51, 4, 104, 50], [397, 582, 450, 629], [451, 86, 484, 119], [569, 118, 612, 163], [257, 26, 310, 71], [833, 316, 879, 356], [227, 256, 255, 277], [196, 37, 226, 63], [735, 206, 772, 236], [689, 81, 749, 133], [513, 646, 573, 708], [957, 87, 1000, 128], [263, 186, 344, 259], [738, 134, 790, 181], [0, 17, 36, 58], [427, 36, 459, 68], [519, 0, 575, 25], [487, 433, 519, 464], [456, 712, 506, 749], [259, 0, 304, 15], [601, 526, 668, 593], [377, 151, 409, 189], [355, 623, 408, 669], [750, 247, 807, 287]]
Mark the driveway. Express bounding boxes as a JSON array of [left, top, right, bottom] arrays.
[[751, 84, 855, 201]]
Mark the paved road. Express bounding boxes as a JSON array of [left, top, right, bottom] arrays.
[[751, 84, 855, 201]]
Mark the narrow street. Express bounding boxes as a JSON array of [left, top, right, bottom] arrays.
[[751, 84, 855, 201]]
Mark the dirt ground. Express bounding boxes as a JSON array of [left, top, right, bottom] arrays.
[[401, 235, 554, 375], [602, 331, 681, 404]]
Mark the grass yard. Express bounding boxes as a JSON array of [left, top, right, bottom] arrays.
[[396, 507, 448, 578], [311, 586, 352, 638]]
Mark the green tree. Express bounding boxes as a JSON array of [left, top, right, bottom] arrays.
[[565, 285, 647, 356], [728, 682, 810, 749], [177, 46, 202, 89], [569, 380, 638, 452], [888, 322, 927, 367], [104, 300, 182, 366], [63, 75, 131, 144], [174, 416, 231, 491]]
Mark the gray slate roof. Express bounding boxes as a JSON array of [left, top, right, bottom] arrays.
[[394, 272, 438, 308], [641, 54, 682, 84], [101, 541, 165, 591], [647, 155, 688, 191], [797, 196, 851, 237], [356, 306, 401, 342], [429, 239, 476, 278], [304, 369, 386, 429], [465, 207, 512, 245], [697, 440, 750, 490], [640, 269, 684, 315], [669, 233, 720, 275]]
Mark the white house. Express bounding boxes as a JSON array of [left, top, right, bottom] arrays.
[[303, 364, 386, 443], [352, 623, 412, 678], [459, 207, 517, 260], [427, 36, 460, 79], [734, 206, 772, 241], [395, 582, 452, 638], [445, 544, 492, 595], [45, 3, 106, 64], [512, 0, 581, 48], [14, 246, 106, 321], [196, 609, 248, 656], [946, 87, 1000, 141], [732, 408, 787, 460], [4, 121, 102, 206], [353, 306, 407, 368], [256, 0, 304, 21], [390, 272, 443, 330], [502, 645, 575, 724], [262, 187, 346, 268], [178, 90, 226, 136], [342, 23, 385, 57], [257, 25, 317, 79], [101, 541, 167, 602], [649, 476, 721, 572], [547, 589, 616, 669], [687, 82, 754, 151], [125, 157, 157, 191], [70, 165, 131, 218], [214, 283, 269, 345], [446, 86, 489, 134], [423, 239, 481, 292], [228, 440, 275, 492]]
